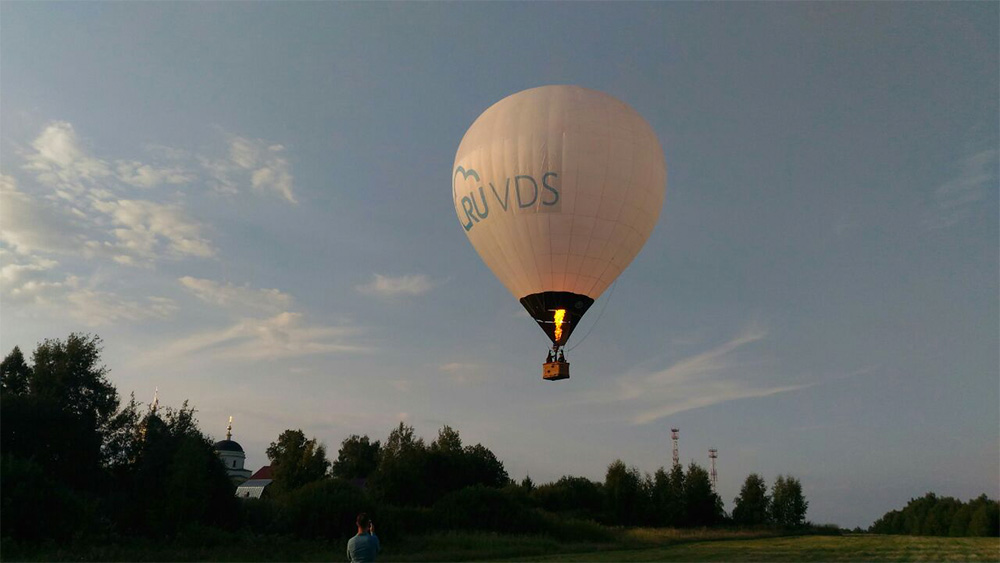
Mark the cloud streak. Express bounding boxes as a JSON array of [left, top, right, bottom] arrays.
[[356, 273, 435, 297], [565, 326, 813, 425], [136, 312, 366, 366], [179, 276, 294, 313], [925, 148, 998, 229]]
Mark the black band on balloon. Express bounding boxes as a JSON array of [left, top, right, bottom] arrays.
[[519, 292, 595, 346]]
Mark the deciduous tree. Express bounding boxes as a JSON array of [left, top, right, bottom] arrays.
[[266, 429, 331, 494], [733, 473, 770, 526]]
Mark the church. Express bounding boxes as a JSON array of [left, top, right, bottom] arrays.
[[213, 416, 252, 483], [212, 416, 274, 498]]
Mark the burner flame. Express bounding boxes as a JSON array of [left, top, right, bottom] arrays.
[[553, 309, 566, 343]]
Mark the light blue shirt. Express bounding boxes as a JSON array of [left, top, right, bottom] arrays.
[[347, 532, 380, 562]]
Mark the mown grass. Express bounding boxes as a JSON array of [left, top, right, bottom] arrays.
[[527, 534, 1000, 562], [3, 531, 997, 562]]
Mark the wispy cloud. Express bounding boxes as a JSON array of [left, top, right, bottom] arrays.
[[2, 272, 176, 327], [91, 198, 215, 261], [566, 326, 813, 425], [201, 136, 296, 203], [138, 312, 366, 365], [356, 273, 436, 297], [0, 173, 95, 256], [179, 276, 293, 314], [925, 148, 998, 229]]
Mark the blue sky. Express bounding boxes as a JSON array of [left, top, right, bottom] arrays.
[[1, 3, 996, 528]]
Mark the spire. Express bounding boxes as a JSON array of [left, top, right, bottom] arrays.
[[150, 387, 159, 414], [226, 416, 233, 441]]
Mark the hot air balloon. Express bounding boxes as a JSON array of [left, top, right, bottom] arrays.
[[452, 85, 666, 381]]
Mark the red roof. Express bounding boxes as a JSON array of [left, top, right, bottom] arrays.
[[249, 465, 273, 480]]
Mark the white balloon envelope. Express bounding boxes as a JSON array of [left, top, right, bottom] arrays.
[[453, 85, 666, 372]]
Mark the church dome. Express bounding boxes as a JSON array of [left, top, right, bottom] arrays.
[[214, 439, 244, 453]]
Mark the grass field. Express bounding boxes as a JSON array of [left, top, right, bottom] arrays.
[[522, 534, 1000, 562], [4, 531, 998, 561]]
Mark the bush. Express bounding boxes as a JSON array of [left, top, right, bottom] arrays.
[[278, 478, 374, 540], [376, 505, 434, 540], [538, 512, 616, 543], [0, 455, 101, 542], [433, 485, 543, 534]]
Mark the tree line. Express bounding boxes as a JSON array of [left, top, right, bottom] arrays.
[[868, 493, 999, 537], [2, 333, 812, 547]]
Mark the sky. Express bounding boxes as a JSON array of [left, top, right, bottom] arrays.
[[1, 2, 997, 529]]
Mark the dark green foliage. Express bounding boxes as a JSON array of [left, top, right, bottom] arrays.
[[0, 454, 97, 541], [771, 475, 808, 527], [733, 473, 771, 526], [371, 423, 509, 507], [433, 485, 542, 534], [1, 337, 237, 543], [114, 404, 238, 537], [265, 428, 331, 494], [278, 478, 374, 539], [371, 422, 429, 505], [684, 462, 725, 527], [604, 460, 646, 526], [331, 434, 381, 480], [532, 476, 605, 521], [30, 334, 119, 432], [0, 345, 31, 395], [664, 463, 687, 527], [869, 493, 998, 537]]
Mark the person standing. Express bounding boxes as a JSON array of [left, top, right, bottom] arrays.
[[347, 513, 380, 562]]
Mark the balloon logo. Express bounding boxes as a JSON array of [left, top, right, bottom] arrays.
[[453, 85, 666, 380]]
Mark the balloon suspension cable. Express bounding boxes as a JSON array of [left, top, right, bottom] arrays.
[[566, 279, 617, 352]]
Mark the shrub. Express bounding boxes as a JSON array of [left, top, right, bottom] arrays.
[[278, 478, 374, 540], [433, 485, 543, 534]]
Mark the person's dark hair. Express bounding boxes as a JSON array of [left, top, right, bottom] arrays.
[[356, 513, 371, 529]]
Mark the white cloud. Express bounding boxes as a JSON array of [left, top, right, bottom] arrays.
[[356, 274, 435, 297], [925, 148, 998, 229], [0, 249, 58, 287], [91, 199, 214, 260], [23, 121, 111, 195], [138, 312, 366, 364], [116, 161, 192, 189], [0, 173, 93, 255], [201, 136, 296, 203], [2, 273, 176, 327], [179, 276, 294, 313]]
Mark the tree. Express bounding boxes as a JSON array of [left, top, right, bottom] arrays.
[[331, 434, 381, 481], [605, 459, 645, 526], [371, 422, 428, 505], [665, 463, 686, 527], [684, 462, 724, 527], [0, 346, 31, 395], [30, 334, 119, 430], [771, 475, 808, 527], [649, 467, 673, 527], [266, 429, 331, 494], [520, 475, 535, 493], [0, 335, 124, 488], [462, 443, 509, 489], [967, 495, 1000, 537], [431, 425, 463, 454], [733, 473, 771, 526], [532, 476, 605, 521]]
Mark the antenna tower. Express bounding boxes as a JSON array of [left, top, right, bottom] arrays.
[[671, 428, 680, 467], [708, 448, 718, 491]]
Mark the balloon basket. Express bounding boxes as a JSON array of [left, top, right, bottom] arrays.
[[543, 361, 570, 381]]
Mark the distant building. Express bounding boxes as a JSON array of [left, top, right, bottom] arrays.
[[213, 416, 252, 484], [236, 465, 274, 499]]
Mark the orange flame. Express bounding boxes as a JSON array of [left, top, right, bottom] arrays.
[[553, 309, 566, 343]]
